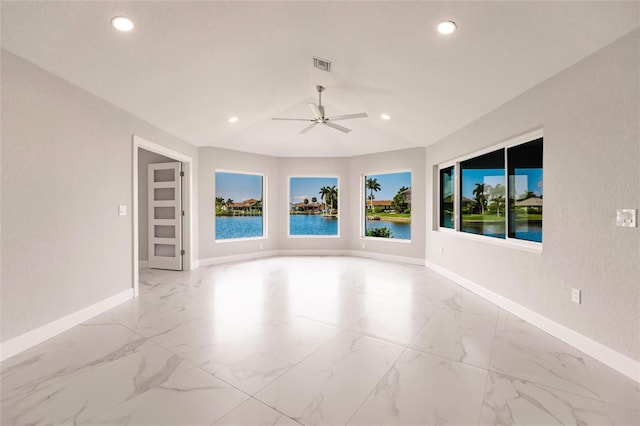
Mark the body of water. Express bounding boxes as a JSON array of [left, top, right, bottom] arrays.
[[216, 216, 264, 240], [365, 220, 411, 240], [461, 221, 542, 242], [290, 214, 338, 236]]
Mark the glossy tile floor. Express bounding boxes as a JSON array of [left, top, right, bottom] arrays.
[[1, 257, 638, 425]]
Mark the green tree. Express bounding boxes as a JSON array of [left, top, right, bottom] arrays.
[[366, 227, 393, 238], [366, 178, 381, 212], [472, 183, 487, 215], [319, 186, 331, 211], [225, 198, 234, 215], [215, 196, 225, 212], [392, 186, 410, 213], [518, 190, 537, 201], [489, 184, 505, 216]]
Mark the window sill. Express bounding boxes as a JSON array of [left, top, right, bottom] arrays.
[[435, 228, 542, 254], [215, 236, 266, 243], [287, 235, 340, 239], [361, 236, 412, 244]]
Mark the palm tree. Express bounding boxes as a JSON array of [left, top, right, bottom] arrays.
[[327, 185, 338, 212], [366, 178, 381, 212], [472, 183, 487, 215], [215, 196, 224, 212], [225, 198, 234, 215], [319, 186, 330, 211]]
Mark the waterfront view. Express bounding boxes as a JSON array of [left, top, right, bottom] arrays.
[[215, 171, 264, 240], [364, 171, 411, 240], [289, 177, 339, 236]]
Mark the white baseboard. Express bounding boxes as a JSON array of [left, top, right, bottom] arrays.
[[198, 250, 279, 266], [350, 250, 425, 266], [138, 260, 149, 269], [191, 260, 200, 269], [198, 250, 424, 267], [425, 261, 640, 383], [278, 249, 350, 257], [0, 288, 134, 362]]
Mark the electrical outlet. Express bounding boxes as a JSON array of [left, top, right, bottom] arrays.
[[118, 205, 127, 216], [440, 246, 444, 255], [571, 288, 581, 304], [259, 243, 263, 250], [362, 243, 366, 249]]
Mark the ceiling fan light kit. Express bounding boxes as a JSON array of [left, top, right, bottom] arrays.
[[272, 85, 368, 134]]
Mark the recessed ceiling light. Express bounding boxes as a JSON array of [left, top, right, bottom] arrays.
[[437, 20, 457, 34], [111, 16, 134, 32], [228, 116, 239, 123], [381, 114, 391, 120]]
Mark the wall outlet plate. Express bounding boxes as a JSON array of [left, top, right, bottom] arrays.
[[616, 209, 637, 227]]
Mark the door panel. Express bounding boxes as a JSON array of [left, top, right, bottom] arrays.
[[148, 162, 183, 270]]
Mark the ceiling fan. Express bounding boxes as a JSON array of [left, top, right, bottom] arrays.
[[272, 85, 368, 134]]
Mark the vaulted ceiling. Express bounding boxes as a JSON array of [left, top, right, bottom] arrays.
[[2, 1, 638, 157]]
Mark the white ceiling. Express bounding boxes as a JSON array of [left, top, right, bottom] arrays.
[[2, 1, 638, 157]]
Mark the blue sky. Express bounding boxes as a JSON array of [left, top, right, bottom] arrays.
[[364, 171, 411, 200], [461, 168, 542, 198], [215, 172, 263, 201], [290, 177, 338, 203]]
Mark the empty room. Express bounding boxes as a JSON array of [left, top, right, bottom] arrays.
[[1, 1, 638, 425]]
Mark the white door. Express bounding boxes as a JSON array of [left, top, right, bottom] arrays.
[[148, 162, 183, 270]]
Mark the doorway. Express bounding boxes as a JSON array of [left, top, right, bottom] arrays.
[[132, 136, 194, 297]]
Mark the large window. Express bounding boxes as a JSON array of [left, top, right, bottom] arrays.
[[438, 134, 543, 245], [439, 166, 455, 229], [364, 171, 411, 240], [460, 149, 505, 239], [215, 171, 264, 240], [508, 138, 543, 242], [289, 177, 339, 237]]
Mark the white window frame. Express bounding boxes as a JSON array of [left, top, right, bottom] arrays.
[[361, 169, 412, 243], [436, 128, 543, 253], [214, 169, 267, 243], [287, 175, 340, 239]]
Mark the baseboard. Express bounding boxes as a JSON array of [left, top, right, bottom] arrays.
[[191, 260, 200, 269], [0, 288, 134, 362], [425, 260, 640, 383], [198, 250, 280, 266], [351, 250, 425, 266], [277, 249, 350, 257], [138, 260, 149, 269]]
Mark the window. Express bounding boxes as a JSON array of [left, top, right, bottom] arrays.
[[364, 171, 411, 240], [460, 149, 505, 239], [439, 166, 455, 229], [438, 133, 543, 246], [215, 171, 264, 240], [289, 177, 339, 237], [508, 138, 543, 242]]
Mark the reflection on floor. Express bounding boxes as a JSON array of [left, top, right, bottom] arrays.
[[1, 257, 638, 425]]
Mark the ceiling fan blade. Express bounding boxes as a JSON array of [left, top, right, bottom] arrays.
[[272, 117, 315, 122], [308, 103, 322, 120], [326, 112, 368, 121], [323, 121, 351, 133], [299, 122, 319, 134]]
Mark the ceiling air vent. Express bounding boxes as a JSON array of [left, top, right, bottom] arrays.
[[313, 57, 332, 72]]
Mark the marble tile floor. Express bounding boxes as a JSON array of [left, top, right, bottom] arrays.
[[1, 256, 638, 425]]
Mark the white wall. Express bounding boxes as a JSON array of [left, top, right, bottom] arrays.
[[348, 148, 426, 261], [138, 149, 176, 262], [1, 50, 199, 343], [425, 30, 639, 361]]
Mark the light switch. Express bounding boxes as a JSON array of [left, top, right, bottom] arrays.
[[119, 205, 127, 216], [616, 209, 637, 227]]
